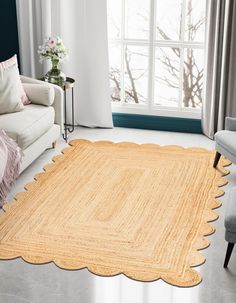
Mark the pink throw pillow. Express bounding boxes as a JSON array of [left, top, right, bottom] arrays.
[[0, 55, 31, 105]]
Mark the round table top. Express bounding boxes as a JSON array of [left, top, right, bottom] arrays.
[[60, 77, 75, 90], [40, 77, 75, 90]]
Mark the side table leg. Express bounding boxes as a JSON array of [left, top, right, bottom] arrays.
[[68, 87, 75, 133], [63, 89, 68, 142]]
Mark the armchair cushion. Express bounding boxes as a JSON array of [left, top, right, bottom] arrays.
[[23, 83, 55, 106], [0, 104, 55, 149]]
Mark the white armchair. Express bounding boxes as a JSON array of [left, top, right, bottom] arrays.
[[0, 76, 64, 172], [213, 117, 236, 167], [213, 117, 236, 268]]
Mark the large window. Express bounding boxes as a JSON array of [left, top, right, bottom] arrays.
[[107, 0, 206, 118]]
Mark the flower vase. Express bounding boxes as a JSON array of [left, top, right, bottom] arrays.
[[45, 59, 66, 85]]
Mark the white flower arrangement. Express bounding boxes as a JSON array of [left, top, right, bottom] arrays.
[[38, 36, 68, 63]]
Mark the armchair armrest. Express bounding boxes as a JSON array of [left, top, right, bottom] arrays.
[[225, 117, 236, 131], [22, 83, 55, 106], [20, 76, 64, 133]]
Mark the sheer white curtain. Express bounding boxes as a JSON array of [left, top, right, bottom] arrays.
[[16, 0, 113, 128]]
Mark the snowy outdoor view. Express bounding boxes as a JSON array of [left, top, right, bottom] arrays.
[[107, 0, 206, 112]]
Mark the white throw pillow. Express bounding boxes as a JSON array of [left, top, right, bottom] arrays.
[[0, 132, 8, 181], [0, 58, 24, 114]]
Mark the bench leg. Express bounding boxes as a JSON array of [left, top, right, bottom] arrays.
[[213, 152, 221, 168], [224, 242, 235, 268]]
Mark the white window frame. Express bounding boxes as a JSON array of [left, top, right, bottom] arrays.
[[109, 0, 205, 119]]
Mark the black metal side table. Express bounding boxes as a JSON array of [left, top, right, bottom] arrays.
[[60, 77, 75, 142], [40, 77, 76, 142]]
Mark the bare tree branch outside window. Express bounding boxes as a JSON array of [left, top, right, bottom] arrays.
[[108, 0, 206, 109]]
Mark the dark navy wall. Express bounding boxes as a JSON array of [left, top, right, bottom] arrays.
[[0, 0, 19, 62]]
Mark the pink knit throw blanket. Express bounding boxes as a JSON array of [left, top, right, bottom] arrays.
[[0, 130, 22, 207]]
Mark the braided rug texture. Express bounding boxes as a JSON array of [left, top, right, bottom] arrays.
[[0, 140, 230, 287]]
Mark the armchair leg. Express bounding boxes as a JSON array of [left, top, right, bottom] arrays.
[[224, 242, 235, 268], [213, 152, 221, 168], [52, 141, 57, 149]]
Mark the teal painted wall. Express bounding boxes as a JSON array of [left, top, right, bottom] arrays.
[[112, 113, 202, 134], [0, 0, 19, 62]]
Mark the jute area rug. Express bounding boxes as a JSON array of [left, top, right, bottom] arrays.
[[0, 140, 230, 287]]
